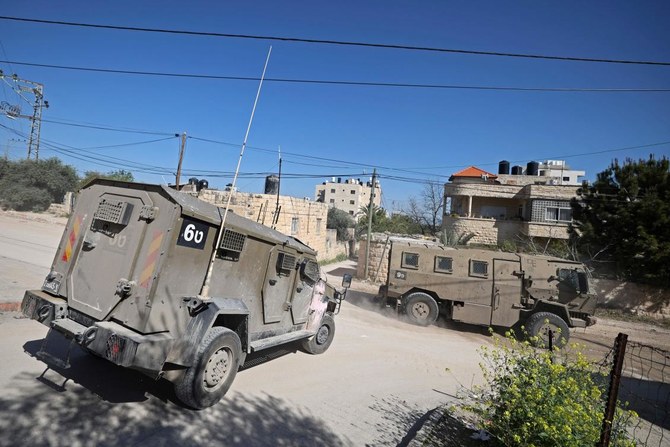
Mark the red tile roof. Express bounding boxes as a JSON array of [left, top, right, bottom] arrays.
[[450, 166, 497, 178]]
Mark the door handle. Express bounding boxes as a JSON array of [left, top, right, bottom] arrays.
[[269, 279, 277, 286]]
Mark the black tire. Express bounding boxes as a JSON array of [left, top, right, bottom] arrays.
[[404, 292, 439, 327], [175, 327, 243, 409], [526, 312, 570, 348], [302, 313, 335, 355]]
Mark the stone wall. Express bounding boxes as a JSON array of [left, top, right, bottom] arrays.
[[443, 216, 520, 245], [321, 229, 351, 261], [197, 190, 330, 258]]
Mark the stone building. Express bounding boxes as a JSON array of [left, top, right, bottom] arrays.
[[442, 161, 584, 246], [315, 177, 381, 217], [197, 189, 340, 259]]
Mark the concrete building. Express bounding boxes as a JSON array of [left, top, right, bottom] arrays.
[[442, 161, 584, 246], [315, 177, 382, 217]]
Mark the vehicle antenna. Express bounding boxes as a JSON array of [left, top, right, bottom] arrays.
[[272, 145, 282, 229], [200, 46, 272, 298]]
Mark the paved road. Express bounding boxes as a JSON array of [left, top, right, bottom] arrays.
[[0, 212, 488, 446]]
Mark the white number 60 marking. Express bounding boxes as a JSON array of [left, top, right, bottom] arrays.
[[184, 224, 204, 244]]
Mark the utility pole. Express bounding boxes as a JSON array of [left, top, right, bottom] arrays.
[[175, 132, 187, 189], [364, 169, 377, 280], [0, 70, 48, 160]]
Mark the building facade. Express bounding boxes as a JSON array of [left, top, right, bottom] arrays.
[[196, 189, 331, 258], [315, 177, 382, 217], [442, 162, 583, 246]]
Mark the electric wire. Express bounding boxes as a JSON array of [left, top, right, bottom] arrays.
[[41, 118, 176, 136], [2, 60, 669, 93], [1, 15, 669, 66]]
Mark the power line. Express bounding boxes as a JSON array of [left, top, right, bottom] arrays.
[[1, 15, 669, 66], [41, 118, 176, 136], [3, 59, 670, 93]]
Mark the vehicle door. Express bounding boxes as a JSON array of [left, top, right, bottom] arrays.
[[290, 259, 320, 325], [68, 192, 152, 320], [261, 248, 296, 324], [490, 258, 522, 327]]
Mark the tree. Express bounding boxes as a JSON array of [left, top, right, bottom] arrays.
[[385, 213, 423, 235], [355, 204, 388, 238], [326, 207, 354, 241], [0, 158, 78, 211], [78, 169, 135, 189], [405, 181, 444, 236], [570, 156, 670, 285]]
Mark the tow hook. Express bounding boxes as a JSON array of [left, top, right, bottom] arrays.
[[116, 278, 136, 298]]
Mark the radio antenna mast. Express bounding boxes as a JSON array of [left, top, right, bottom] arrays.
[[272, 145, 282, 229], [200, 46, 272, 298]]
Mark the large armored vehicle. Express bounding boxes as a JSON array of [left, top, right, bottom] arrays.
[[377, 240, 596, 345], [21, 180, 349, 409]]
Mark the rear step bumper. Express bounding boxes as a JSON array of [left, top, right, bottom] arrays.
[[21, 290, 172, 375]]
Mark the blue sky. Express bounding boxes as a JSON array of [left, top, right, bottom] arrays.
[[1, 1, 669, 211]]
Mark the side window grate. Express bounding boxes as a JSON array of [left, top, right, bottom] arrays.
[[470, 260, 488, 277], [94, 199, 133, 225], [401, 252, 419, 269], [220, 229, 246, 252], [277, 252, 297, 273]]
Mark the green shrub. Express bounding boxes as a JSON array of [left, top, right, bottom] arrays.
[[0, 184, 52, 211], [461, 331, 637, 447], [498, 239, 517, 253]]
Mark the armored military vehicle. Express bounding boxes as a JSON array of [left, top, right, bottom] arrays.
[[377, 240, 596, 346], [21, 180, 350, 409]]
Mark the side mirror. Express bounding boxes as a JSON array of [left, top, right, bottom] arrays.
[[342, 273, 352, 289]]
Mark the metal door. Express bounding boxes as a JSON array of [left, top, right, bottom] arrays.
[[490, 259, 522, 327], [68, 193, 151, 320], [290, 260, 320, 325], [261, 248, 295, 324]]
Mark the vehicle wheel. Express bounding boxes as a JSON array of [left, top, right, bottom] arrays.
[[302, 313, 335, 355], [404, 292, 439, 327], [174, 327, 242, 409], [526, 312, 570, 348]]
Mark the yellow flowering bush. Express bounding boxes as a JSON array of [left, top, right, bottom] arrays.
[[461, 330, 637, 447]]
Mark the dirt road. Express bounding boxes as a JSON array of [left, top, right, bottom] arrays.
[[0, 211, 486, 446], [1, 210, 667, 446], [0, 212, 66, 307]]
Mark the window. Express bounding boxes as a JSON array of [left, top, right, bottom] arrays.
[[401, 252, 419, 269], [562, 176, 570, 182], [330, 188, 335, 193], [558, 268, 579, 289], [434, 256, 453, 273], [349, 200, 355, 205], [350, 190, 356, 194], [329, 199, 335, 204], [469, 260, 488, 278], [316, 218, 322, 235], [291, 217, 299, 234], [546, 207, 572, 222], [349, 211, 354, 215]]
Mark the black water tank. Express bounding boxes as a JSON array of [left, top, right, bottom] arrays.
[[264, 175, 279, 195], [197, 179, 209, 191], [498, 160, 510, 175], [526, 161, 539, 176], [188, 177, 199, 185], [511, 165, 523, 175]]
